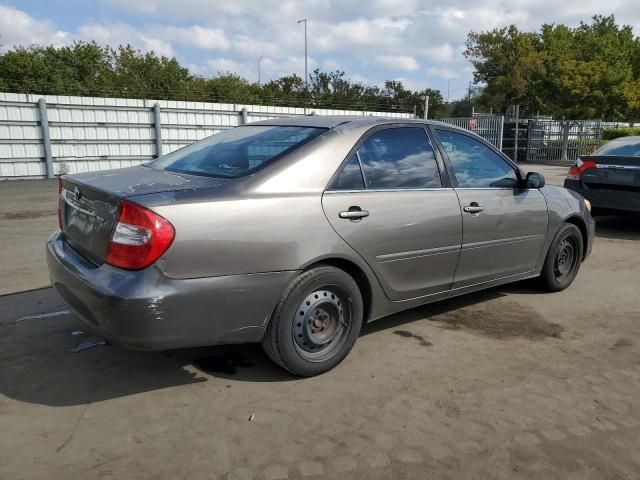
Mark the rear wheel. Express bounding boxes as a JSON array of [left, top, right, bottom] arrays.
[[539, 223, 583, 292], [261, 265, 363, 376]]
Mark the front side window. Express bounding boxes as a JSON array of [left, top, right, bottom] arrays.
[[434, 129, 518, 188], [355, 127, 442, 189], [151, 126, 326, 178]]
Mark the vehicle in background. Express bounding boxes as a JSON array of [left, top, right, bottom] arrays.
[[48, 117, 594, 376], [564, 136, 640, 214]]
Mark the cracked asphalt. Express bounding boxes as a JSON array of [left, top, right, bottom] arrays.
[[1, 167, 639, 479]]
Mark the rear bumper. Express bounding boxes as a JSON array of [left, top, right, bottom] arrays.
[[564, 179, 640, 213], [47, 231, 296, 350]]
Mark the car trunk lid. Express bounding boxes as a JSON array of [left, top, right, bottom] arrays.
[[580, 155, 640, 191], [59, 166, 229, 264]]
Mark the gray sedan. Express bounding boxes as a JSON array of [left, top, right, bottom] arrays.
[[47, 116, 594, 376]]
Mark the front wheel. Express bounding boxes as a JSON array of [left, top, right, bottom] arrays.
[[539, 223, 584, 292], [261, 265, 364, 376]]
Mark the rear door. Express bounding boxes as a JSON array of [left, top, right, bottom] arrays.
[[431, 127, 548, 288], [322, 125, 462, 301]]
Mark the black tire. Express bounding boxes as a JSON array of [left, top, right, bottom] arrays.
[[539, 223, 584, 292], [261, 265, 364, 377]]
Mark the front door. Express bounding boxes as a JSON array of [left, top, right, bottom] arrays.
[[432, 127, 548, 288], [322, 126, 462, 301]]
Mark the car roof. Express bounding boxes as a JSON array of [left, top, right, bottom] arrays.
[[609, 135, 640, 142], [249, 115, 449, 130]]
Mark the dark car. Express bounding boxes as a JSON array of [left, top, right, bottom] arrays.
[[564, 136, 640, 214]]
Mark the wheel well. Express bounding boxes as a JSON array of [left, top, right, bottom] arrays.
[[304, 258, 373, 322], [564, 216, 589, 259]]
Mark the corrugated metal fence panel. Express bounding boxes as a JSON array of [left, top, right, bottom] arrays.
[[0, 92, 413, 178], [0, 93, 43, 177]]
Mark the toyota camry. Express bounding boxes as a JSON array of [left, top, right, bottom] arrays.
[[48, 116, 594, 376]]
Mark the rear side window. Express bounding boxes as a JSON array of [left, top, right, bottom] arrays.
[[332, 154, 366, 190], [434, 129, 518, 188], [357, 127, 442, 189], [151, 126, 326, 178]]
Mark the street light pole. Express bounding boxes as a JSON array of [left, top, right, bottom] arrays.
[[447, 77, 456, 103], [297, 19, 308, 91], [258, 56, 264, 85]]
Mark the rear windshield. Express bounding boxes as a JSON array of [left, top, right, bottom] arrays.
[[150, 125, 326, 178], [595, 138, 640, 157]]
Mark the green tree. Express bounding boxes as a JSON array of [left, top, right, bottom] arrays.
[[465, 25, 544, 113], [0, 41, 438, 115], [465, 15, 640, 121]]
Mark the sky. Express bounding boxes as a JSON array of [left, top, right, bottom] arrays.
[[1, 0, 640, 101]]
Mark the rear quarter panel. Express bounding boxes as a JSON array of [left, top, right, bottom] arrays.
[[151, 193, 360, 279]]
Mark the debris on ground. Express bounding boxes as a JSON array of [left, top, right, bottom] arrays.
[[68, 341, 107, 353], [2, 309, 71, 326]]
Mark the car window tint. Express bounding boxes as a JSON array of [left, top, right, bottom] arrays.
[[595, 138, 640, 156], [434, 129, 518, 188], [151, 126, 325, 178], [332, 154, 365, 190], [356, 127, 442, 189]]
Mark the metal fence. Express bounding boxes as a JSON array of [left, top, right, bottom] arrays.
[[0, 92, 413, 179], [525, 119, 603, 165], [437, 115, 504, 151]]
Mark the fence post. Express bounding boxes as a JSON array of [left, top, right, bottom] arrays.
[[525, 119, 532, 162], [37, 98, 54, 178], [498, 116, 504, 152], [513, 104, 519, 162], [561, 121, 569, 163], [153, 103, 163, 158], [240, 107, 248, 125]]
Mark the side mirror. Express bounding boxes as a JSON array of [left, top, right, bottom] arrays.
[[525, 172, 545, 189]]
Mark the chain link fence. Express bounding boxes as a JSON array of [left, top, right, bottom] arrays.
[[525, 119, 603, 165]]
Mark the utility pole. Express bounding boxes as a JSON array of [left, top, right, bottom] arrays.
[[447, 77, 456, 103], [514, 104, 520, 162], [258, 56, 263, 85], [297, 19, 308, 91], [423, 95, 429, 119]]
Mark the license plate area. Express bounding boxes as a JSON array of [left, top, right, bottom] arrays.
[[608, 170, 635, 184]]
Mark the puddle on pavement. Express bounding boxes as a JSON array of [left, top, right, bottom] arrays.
[[193, 351, 255, 375], [394, 330, 433, 347], [422, 298, 563, 340], [611, 337, 634, 350]]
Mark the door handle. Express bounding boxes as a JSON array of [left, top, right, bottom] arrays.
[[339, 207, 369, 221], [463, 202, 484, 214]]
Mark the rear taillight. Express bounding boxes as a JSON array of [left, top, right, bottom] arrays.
[[57, 176, 63, 229], [105, 200, 175, 270], [566, 158, 596, 181]]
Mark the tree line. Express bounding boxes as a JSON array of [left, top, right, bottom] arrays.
[[0, 42, 444, 117], [1, 14, 638, 121], [465, 15, 640, 121]]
